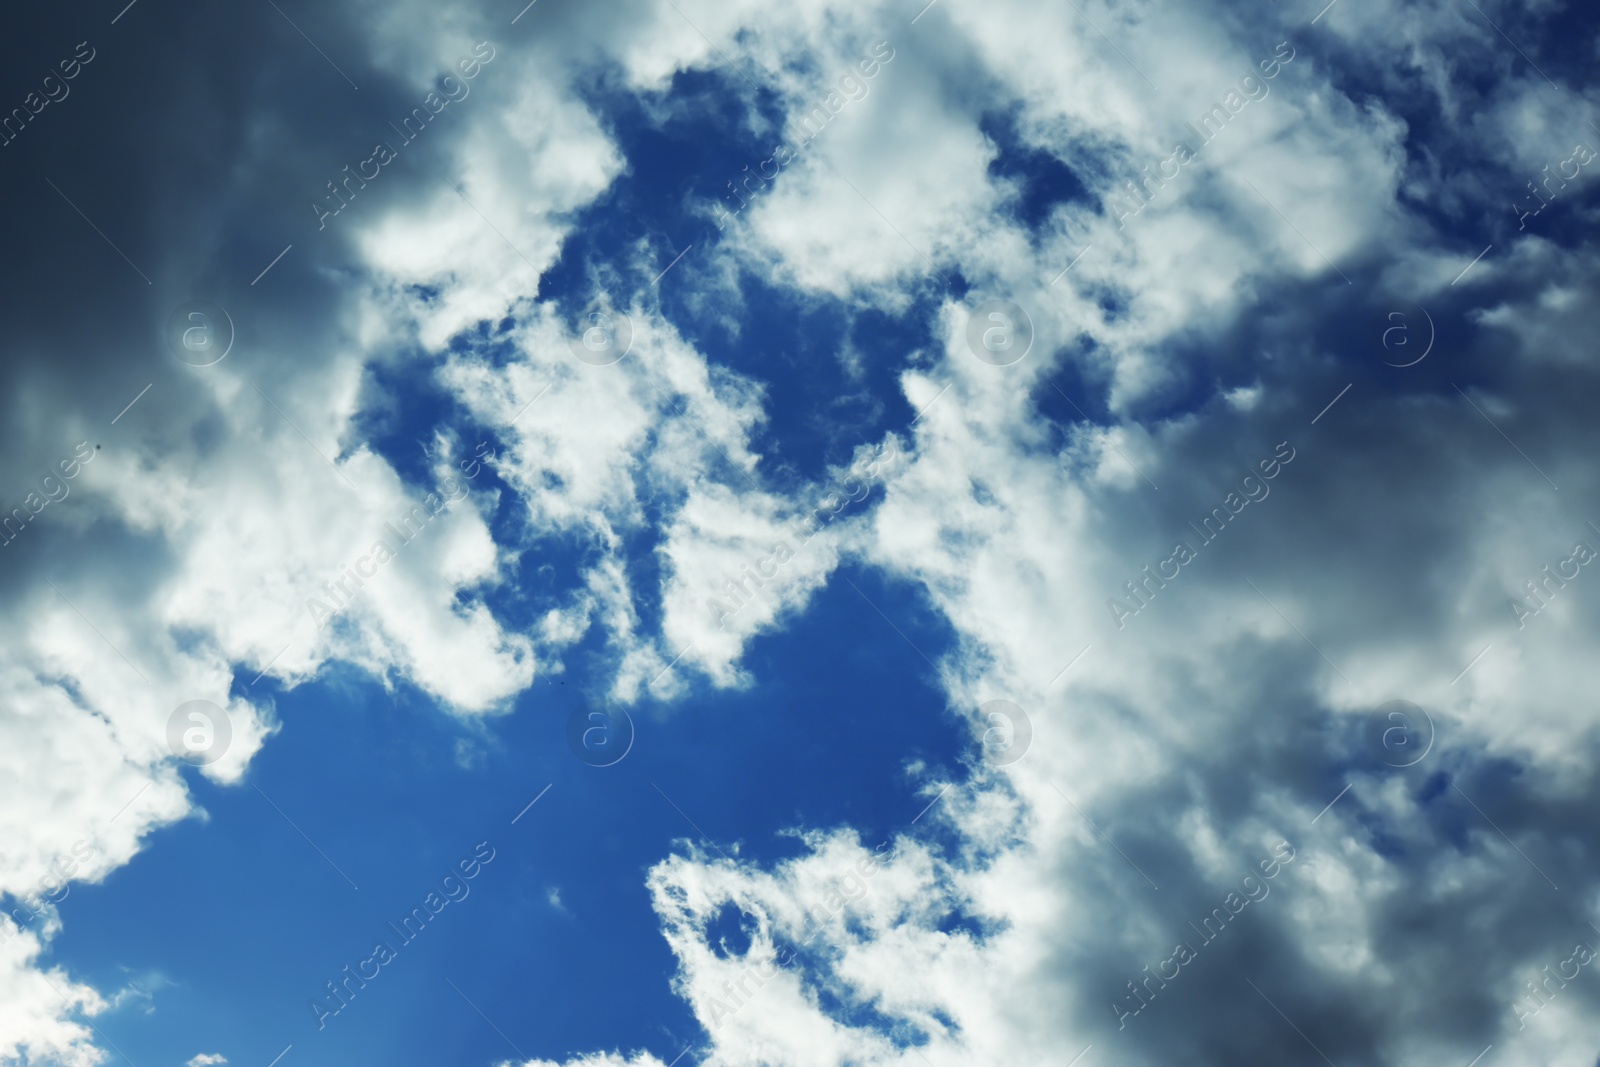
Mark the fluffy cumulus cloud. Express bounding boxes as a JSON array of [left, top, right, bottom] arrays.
[[2, 0, 1598, 1063], [0, 2, 600, 1055], [492, 0, 1600, 1065]]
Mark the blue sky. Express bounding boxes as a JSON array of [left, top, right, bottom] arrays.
[[51, 565, 964, 1066], [2, 2, 1600, 1067]]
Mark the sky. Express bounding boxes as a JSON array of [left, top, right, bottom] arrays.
[[0, 0, 1598, 1066]]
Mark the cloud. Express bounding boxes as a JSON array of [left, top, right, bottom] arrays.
[[1, 0, 1597, 1062], [0, 2, 629, 1055], [461, 1, 1600, 1066]]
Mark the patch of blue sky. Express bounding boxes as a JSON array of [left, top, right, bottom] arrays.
[[47, 541, 971, 1067]]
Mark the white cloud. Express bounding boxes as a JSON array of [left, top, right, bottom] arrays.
[[0, 5, 635, 1056], [470, 2, 1600, 1067], [3, 0, 1597, 1062]]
